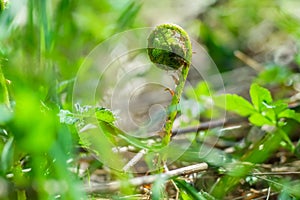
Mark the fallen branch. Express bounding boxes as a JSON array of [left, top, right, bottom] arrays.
[[122, 149, 148, 172], [84, 162, 208, 193], [234, 50, 263, 72], [172, 117, 247, 136], [253, 171, 300, 176], [172, 101, 300, 136]]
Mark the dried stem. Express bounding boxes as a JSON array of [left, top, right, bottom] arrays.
[[234, 50, 263, 72], [84, 162, 208, 193], [122, 149, 148, 172], [172, 117, 247, 136]]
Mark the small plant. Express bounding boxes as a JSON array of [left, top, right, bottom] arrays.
[[147, 23, 192, 145], [214, 83, 300, 151], [212, 83, 300, 198]]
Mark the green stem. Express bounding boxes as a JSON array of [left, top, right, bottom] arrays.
[[162, 63, 190, 146], [0, 64, 10, 108], [17, 190, 26, 200], [38, 0, 48, 68]]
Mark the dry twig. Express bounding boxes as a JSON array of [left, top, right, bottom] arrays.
[[123, 149, 148, 172], [84, 163, 208, 193], [172, 117, 247, 136], [234, 50, 264, 72]]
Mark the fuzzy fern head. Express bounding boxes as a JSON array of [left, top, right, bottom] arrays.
[[147, 23, 192, 70]]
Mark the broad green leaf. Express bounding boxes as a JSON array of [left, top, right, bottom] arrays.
[[99, 121, 150, 150], [250, 83, 273, 111], [278, 109, 300, 123], [66, 105, 151, 150], [261, 105, 276, 124], [214, 94, 255, 116], [249, 113, 274, 126], [272, 101, 289, 115]]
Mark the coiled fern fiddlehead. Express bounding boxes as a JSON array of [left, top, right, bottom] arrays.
[[147, 23, 192, 146]]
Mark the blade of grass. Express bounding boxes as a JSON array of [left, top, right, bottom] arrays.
[[174, 179, 213, 200], [116, 0, 143, 31], [151, 176, 167, 200], [0, 64, 10, 108]]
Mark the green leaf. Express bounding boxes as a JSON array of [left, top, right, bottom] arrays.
[[261, 105, 276, 124], [278, 109, 300, 123], [95, 107, 116, 124], [249, 113, 274, 126], [58, 109, 79, 125], [256, 64, 292, 85], [1, 137, 14, 173], [278, 129, 295, 152], [180, 190, 193, 200], [214, 94, 255, 116], [174, 179, 210, 200], [250, 83, 273, 111], [272, 101, 289, 115], [98, 121, 150, 150], [151, 176, 167, 200], [284, 181, 300, 198], [186, 81, 212, 102], [57, 78, 75, 94]]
